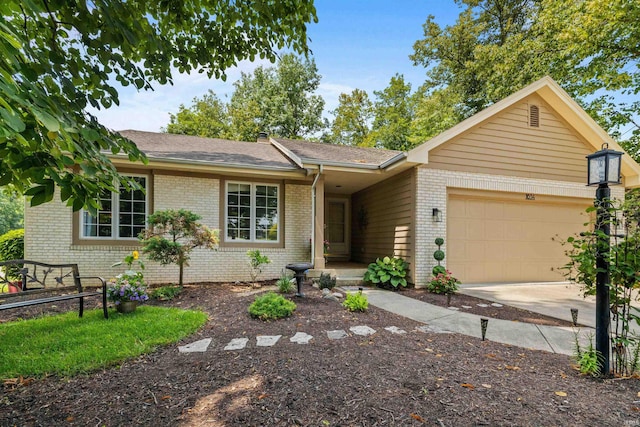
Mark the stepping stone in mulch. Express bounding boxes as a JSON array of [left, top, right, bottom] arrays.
[[178, 338, 212, 353], [447, 306, 460, 311], [461, 305, 473, 309], [256, 335, 281, 347], [384, 326, 407, 335], [476, 303, 489, 308], [415, 325, 453, 334], [327, 329, 349, 340], [491, 303, 503, 308], [350, 325, 376, 336], [290, 332, 313, 344], [224, 338, 249, 351]]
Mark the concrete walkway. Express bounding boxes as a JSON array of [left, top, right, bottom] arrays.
[[362, 289, 592, 355]]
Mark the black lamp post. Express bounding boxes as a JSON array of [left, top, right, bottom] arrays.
[[586, 143, 623, 376]]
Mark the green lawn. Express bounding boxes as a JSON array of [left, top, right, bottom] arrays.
[[0, 306, 208, 379]]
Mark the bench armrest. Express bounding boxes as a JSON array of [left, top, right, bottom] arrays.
[[76, 276, 107, 292]]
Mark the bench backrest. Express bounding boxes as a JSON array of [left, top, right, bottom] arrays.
[[0, 260, 82, 297]]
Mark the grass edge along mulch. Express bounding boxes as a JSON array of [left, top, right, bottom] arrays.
[[0, 306, 208, 379]]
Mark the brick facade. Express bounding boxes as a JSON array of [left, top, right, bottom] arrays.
[[25, 176, 311, 284], [413, 166, 625, 286]]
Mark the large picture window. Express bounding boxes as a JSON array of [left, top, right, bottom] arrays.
[[226, 182, 279, 243], [81, 176, 148, 239]]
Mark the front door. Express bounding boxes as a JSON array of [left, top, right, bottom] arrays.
[[325, 197, 350, 261]]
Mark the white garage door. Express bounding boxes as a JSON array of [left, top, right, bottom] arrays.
[[447, 190, 591, 284]]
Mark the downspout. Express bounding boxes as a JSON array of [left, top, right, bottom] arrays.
[[310, 164, 323, 265]]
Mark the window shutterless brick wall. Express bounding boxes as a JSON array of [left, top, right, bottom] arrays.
[[25, 177, 312, 284], [414, 167, 625, 287]]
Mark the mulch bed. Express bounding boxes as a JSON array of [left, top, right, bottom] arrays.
[[1, 282, 639, 426]]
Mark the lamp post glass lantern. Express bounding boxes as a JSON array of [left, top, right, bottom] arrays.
[[587, 143, 623, 186], [586, 143, 623, 377]]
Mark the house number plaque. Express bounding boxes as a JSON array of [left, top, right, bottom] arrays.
[[525, 193, 536, 200]]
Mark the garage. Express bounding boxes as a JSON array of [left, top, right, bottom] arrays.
[[447, 189, 592, 284]]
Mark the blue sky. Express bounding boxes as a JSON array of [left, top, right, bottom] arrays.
[[90, 1, 461, 133]]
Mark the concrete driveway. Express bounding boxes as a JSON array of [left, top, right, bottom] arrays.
[[459, 282, 597, 327]]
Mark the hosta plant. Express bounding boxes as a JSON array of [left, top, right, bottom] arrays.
[[363, 256, 408, 289]]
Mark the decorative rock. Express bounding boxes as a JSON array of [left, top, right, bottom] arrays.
[[327, 329, 348, 340], [415, 325, 453, 334], [476, 303, 489, 308], [447, 306, 460, 311], [350, 325, 376, 336], [384, 326, 407, 334], [256, 335, 281, 347], [312, 282, 319, 288], [332, 292, 344, 299], [322, 288, 331, 295], [323, 294, 340, 302], [224, 338, 249, 351], [491, 303, 503, 308], [461, 305, 473, 309], [290, 332, 313, 344], [178, 338, 212, 353]]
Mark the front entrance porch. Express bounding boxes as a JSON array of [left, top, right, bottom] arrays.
[[307, 261, 367, 287]]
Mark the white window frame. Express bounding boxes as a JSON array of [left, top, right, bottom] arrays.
[[79, 174, 149, 240], [224, 181, 280, 244]]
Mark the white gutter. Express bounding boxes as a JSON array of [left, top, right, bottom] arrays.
[[310, 164, 323, 265]]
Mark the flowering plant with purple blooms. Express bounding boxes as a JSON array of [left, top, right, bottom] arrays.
[[107, 251, 148, 305], [106, 272, 149, 305]]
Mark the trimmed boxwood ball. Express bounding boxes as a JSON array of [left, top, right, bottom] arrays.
[[435, 237, 444, 246], [432, 265, 447, 276], [433, 250, 445, 261]]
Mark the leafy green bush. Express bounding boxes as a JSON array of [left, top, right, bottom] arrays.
[[0, 229, 24, 279], [363, 256, 408, 289], [150, 285, 183, 301], [573, 332, 601, 377], [248, 292, 296, 320], [318, 272, 336, 290], [276, 271, 294, 294], [427, 270, 460, 295], [247, 249, 271, 282], [343, 291, 368, 312]]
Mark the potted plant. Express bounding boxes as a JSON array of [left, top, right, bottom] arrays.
[[107, 251, 148, 313]]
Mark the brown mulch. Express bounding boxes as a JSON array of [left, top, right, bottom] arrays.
[[400, 287, 579, 327], [1, 282, 639, 427]]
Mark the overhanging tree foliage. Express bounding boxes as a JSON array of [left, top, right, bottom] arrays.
[[0, 1, 317, 210], [410, 0, 640, 155]]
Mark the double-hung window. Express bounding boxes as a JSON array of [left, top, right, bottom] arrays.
[[80, 175, 148, 240], [225, 182, 279, 243]]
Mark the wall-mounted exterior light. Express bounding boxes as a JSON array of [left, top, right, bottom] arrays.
[[432, 208, 442, 223]]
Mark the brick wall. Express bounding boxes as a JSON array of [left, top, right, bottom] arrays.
[[25, 177, 312, 284], [414, 167, 625, 286]]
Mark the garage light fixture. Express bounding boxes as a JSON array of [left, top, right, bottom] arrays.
[[586, 143, 623, 186], [432, 208, 442, 223]]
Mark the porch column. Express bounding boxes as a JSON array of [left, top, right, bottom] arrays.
[[314, 174, 325, 269]]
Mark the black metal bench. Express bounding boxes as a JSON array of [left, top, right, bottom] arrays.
[[0, 260, 108, 319]]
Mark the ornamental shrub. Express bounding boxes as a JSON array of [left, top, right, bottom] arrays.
[[427, 270, 460, 295], [0, 229, 24, 279], [248, 292, 296, 320], [343, 290, 368, 312], [276, 271, 294, 294], [363, 256, 408, 289], [318, 272, 336, 290], [247, 249, 271, 282]]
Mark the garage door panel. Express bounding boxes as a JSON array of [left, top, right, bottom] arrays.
[[448, 192, 590, 283]]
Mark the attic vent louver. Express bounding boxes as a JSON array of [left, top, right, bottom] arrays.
[[529, 105, 540, 128]]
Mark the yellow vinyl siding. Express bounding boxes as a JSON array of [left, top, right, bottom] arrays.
[[447, 189, 591, 283], [426, 94, 593, 182], [351, 169, 415, 282]]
